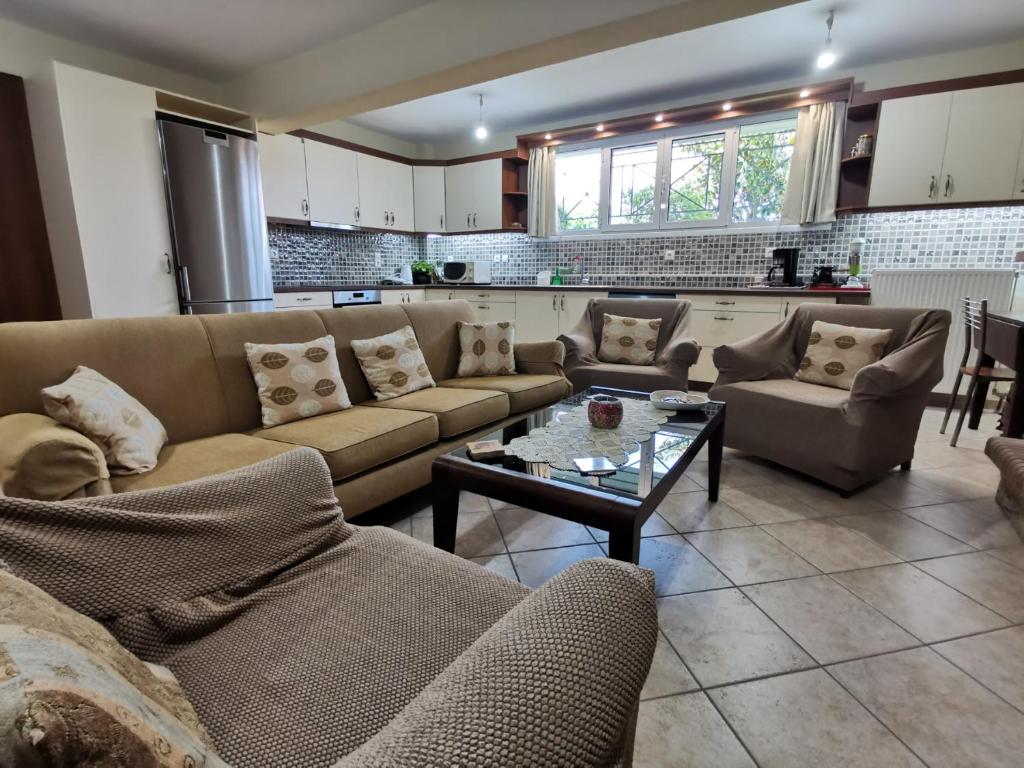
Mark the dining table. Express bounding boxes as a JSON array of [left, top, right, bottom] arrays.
[[970, 309, 1024, 437]]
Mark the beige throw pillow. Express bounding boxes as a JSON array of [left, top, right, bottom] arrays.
[[245, 335, 352, 428], [457, 320, 516, 377], [351, 325, 436, 400], [796, 320, 894, 390], [41, 366, 167, 475], [597, 314, 662, 366]]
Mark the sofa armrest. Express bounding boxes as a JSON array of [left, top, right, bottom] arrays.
[[849, 310, 950, 404], [712, 313, 800, 386], [0, 413, 110, 500], [333, 559, 658, 768], [657, 317, 701, 384], [514, 340, 566, 376]]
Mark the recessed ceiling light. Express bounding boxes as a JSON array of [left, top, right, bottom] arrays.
[[722, 102, 732, 112], [544, 132, 552, 140], [799, 88, 811, 98], [654, 113, 664, 122], [596, 123, 604, 132]]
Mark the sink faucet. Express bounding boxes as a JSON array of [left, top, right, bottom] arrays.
[[573, 254, 589, 285]]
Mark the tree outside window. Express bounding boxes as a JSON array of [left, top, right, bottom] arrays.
[[733, 121, 796, 222], [608, 144, 657, 226], [556, 149, 600, 231], [667, 133, 725, 223]]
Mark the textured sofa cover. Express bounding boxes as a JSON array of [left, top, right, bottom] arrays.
[[559, 298, 700, 393], [986, 436, 1024, 537], [710, 304, 950, 492], [0, 448, 657, 767], [0, 300, 570, 515]]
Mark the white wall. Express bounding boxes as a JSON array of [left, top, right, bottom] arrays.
[[307, 119, 434, 159]]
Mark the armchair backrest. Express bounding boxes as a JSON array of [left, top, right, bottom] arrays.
[[582, 298, 692, 356], [791, 303, 949, 356]]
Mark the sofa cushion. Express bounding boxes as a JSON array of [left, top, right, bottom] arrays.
[[254, 405, 439, 480], [714, 378, 850, 411], [598, 313, 662, 365], [457, 321, 516, 377], [110, 433, 295, 493], [569, 362, 681, 394], [0, 413, 110, 500], [365, 387, 509, 438], [352, 325, 436, 401], [438, 374, 570, 414], [795, 321, 893, 390]]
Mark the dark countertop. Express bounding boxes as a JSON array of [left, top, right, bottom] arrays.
[[274, 283, 870, 297]]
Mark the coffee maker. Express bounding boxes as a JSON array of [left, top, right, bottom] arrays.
[[767, 248, 800, 287]]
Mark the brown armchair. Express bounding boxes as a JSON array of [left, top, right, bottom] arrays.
[[558, 298, 700, 393], [710, 303, 951, 493]]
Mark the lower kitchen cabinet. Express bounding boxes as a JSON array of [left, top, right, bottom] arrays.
[[381, 289, 424, 305], [273, 291, 332, 311], [513, 291, 606, 343]]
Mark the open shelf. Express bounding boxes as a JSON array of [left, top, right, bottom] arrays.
[[841, 153, 872, 166], [501, 157, 528, 229]]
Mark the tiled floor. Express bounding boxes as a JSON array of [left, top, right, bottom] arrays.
[[381, 407, 1024, 767]]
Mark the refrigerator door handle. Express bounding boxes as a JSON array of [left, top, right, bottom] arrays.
[[178, 265, 192, 303]]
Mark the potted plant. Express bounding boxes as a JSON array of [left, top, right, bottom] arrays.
[[410, 260, 435, 285]]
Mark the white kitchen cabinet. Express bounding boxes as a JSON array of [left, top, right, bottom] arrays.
[[471, 301, 517, 324], [560, 292, 606, 334], [303, 140, 359, 226], [381, 289, 425, 305], [512, 290, 606, 342], [413, 166, 446, 232], [941, 83, 1024, 203], [1016, 133, 1024, 201], [445, 159, 502, 231], [259, 132, 310, 220], [869, 92, 952, 207], [273, 291, 332, 311], [356, 154, 414, 230], [30, 62, 179, 318], [389, 162, 415, 231]]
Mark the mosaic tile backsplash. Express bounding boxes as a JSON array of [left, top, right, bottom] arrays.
[[269, 206, 1024, 289]]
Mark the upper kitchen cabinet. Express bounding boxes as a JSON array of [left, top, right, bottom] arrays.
[[413, 165, 446, 232], [445, 159, 502, 231], [259, 133, 309, 220], [303, 139, 359, 226], [357, 153, 414, 230], [868, 92, 951, 207], [1016, 132, 1024, 201], [28, 62, 179, 318]]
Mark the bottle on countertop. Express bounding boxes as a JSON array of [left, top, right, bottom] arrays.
[[550, 266, 563, 286]]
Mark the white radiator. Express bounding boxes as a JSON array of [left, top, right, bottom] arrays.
[[871, 269, 1017, 394]]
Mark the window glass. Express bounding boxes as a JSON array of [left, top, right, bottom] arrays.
[[732, 119, 797, 222], [666, 133, 725, 223], [555, 149, 600, 231], [608, 143, 658, 226]]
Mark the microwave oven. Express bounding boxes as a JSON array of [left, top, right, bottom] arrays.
[[440, 261, 492, 284]]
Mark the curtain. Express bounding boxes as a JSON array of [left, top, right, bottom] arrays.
[[527, 145, 557, 237], [782, 100, 847, 225]]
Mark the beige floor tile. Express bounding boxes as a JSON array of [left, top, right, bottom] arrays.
[[718, 484, 823, 524], [832, 563, 1009, 643], [468, 553, 519, 582], [684, 461, 774, 490], [779, 477, 892, 516], [910, 440, 996, 470], [917, 551, 1024, 621], [509, 543, 605, 588], [457, 491, 493, 513], [709, 669, 925, 768], [686, 527, 819, 585], [902, 498, 1021, 549], [410, 510, 505, 558], [658, 589, 814, 687], [934, 627, 1024, 712], [641, 632, 699, 701], [587, 511, 676, 542], [632, 535, 731, 596], [986, 542, 1024, 570], [833, 510, 974, 560], [910, 468, 1001, 503], [949, 460, 1002, 489], [656, 491, 752, 532], [762, 519, 902, 573], [744, 576, 918, 664], [832, 647, 1024, 768], [669, 473, 705, 493], [864, 471, 960, 509], [493, 506, 594, 552], [634, 692, 755, 768]]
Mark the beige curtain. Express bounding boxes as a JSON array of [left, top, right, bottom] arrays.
[[527, 146, 557, 237], [782, 101, 847, 225]]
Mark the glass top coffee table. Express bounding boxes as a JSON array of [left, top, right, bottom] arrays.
[[432, 387, 725, 564]]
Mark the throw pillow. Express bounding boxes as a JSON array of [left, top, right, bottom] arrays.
[[597, 314, 662, 366], [796, 320, 894, 390], [457, 320, 516, 377], [245, 335, 352, 428], [40, 366, 167, 475], [0, 567, 226, 767], [351, 325, 436, 400]]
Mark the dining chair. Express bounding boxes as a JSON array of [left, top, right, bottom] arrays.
[[941, 297, 1016, 446]]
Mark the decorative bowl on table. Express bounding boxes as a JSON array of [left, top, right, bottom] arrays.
[[650, 390, 710, 411], [587, 394, 624, 429]]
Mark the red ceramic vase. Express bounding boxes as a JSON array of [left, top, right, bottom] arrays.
[[588, 394, 624, 429]]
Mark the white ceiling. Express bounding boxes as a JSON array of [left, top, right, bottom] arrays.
[[346, 0, 1024, 144], [0, 0, 435, 79]]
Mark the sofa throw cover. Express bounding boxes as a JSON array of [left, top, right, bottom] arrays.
[[597, 314, 662, 366], [0, 567, 226, 767], [457, 321, 516, 377], [41, 366, 167, 474], [245, 335, 352, 428], [795, 320, 893, 390], [352, 325, 436, 400]]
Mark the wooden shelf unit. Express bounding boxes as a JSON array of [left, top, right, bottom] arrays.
[[836, 100, 880, 212], [501, 156, 528, 230]]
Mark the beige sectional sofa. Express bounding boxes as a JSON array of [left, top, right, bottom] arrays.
[[0, 300, 570, 516]]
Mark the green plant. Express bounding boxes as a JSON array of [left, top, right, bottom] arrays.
[[410, 259, 434, 274]]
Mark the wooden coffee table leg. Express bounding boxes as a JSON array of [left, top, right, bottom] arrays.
[[707, 417, 724, 503], [607, 521, 641, 564], [432, 465, 459, 554]]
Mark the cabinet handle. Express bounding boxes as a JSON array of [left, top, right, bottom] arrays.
[[477, 305, 489, 310], [301, 199, 309, 216], [473, 212, 477, 227], [552, 295, 557, 311], [354, 206, 360, 222], [928, 176, 937, 199], [297, 297, 312, 302], [944, 174, 952, 198], [561, 295, 566, 312], [467, 214, 471, 228], [713, 315, 734, 321], [391, 212, 396, 226], [714, 300, 735, 306], [164, 253, 172, 274], [449, 291, 454, 300]]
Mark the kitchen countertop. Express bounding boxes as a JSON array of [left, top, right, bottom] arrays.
[[274, 283, 870, 297]]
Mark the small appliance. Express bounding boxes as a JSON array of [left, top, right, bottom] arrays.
[[767, 248, 800, 287], [440, 261, 492, 284], [811, 265, 837, 287], [332, 289, 381, 308]]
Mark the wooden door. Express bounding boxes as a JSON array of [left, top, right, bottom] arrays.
[[259, 133, 309, 220], [869, 93, 951, 207], [304, 140, 359, 226]]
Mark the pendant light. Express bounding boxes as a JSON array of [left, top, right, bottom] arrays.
[[816, 11, 837, 69], [474, 94, 488, 140]]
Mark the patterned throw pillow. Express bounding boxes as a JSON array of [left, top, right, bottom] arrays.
[[795, 320, 894, 390], [457, 321, 516, 377], [597, 314, 662, 366], [245, 335, 352, 428], [0, 568, 227, 767], [351, 325, 436, 400], [40, 366, 167, 475]]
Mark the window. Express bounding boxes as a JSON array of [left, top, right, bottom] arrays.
[[555, 148, 600, 231], [554, 115, 797, 234]]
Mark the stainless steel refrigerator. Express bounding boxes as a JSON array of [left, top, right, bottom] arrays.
[[157, 116, 273, 314]]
